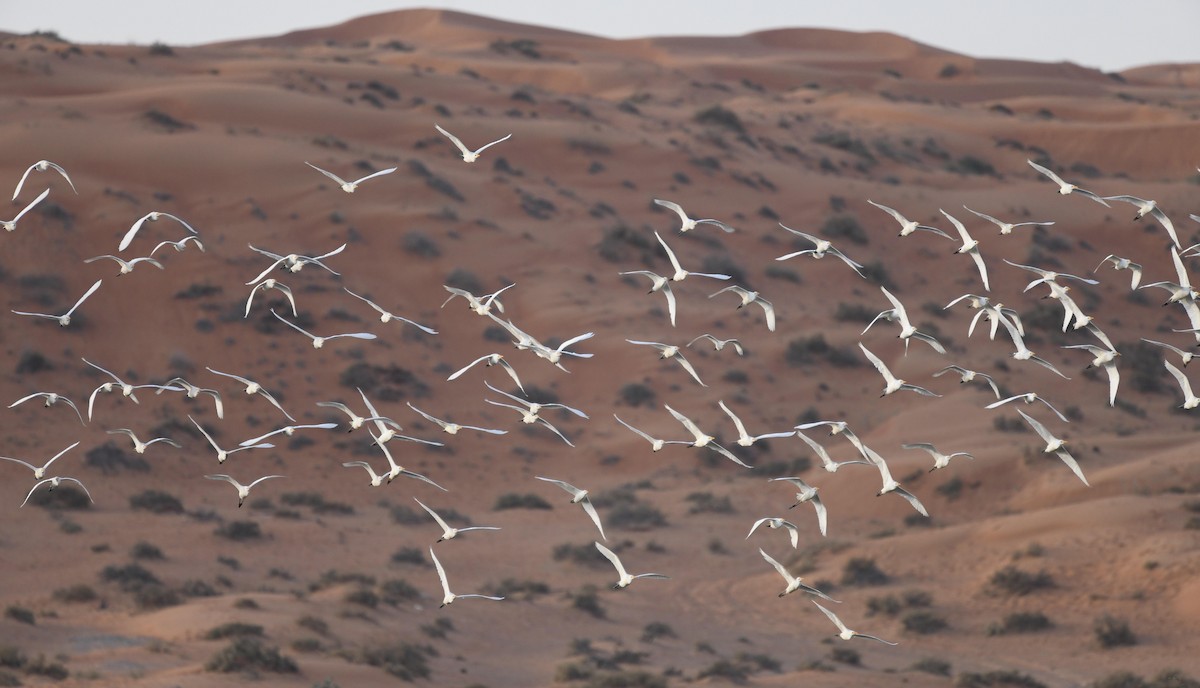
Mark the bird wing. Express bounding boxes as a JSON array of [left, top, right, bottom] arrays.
[[1152, 207, 1181, 249], [343, 286, 385, 314], [696, 219, 735, 233], [594, 541, 625, 576], [304, 161, 349, 186], [10, 188, 49, 224], [535, 476, 583, 499], [758, 547, 794, 584], [429, 547, 452, 597], [614, 414, 656, 445], [653, 198, 689, 225], [447, 354, 492, 381], [891, 486, 929, 517], [1027, 159, 1066, 186], [59, 477, 93, 503], [664, 404, 705, 442], [910, 331, 947, 354], [941, 208, 973, 244], [967, 248, 990, 291], [256, 387, 296, 422], [271, 309, 316, 340], [1054, 449, 1089, 486], [963, 205, 1004, 227], [857, 343, 895, 385], [580, 498, 607, 540], [0, 455, 37, 472], [485, 380, 529, 407], [813, 600, 851, 635], [66, 279, 103, 316], [867, 200, 908, 226], [746, 518, 772, 539], [810, 495, 829, 537], [879, 286, 910, 329], [434, 124, 471, 155], [537, 417, 575, 447], [118, 213, 154, 251], [414, 497, 452, 533], [495, 358, 526, 392], [1165, 360, 1195, 400], [1103, 362, 1120, 407], [661, 281, 677, 327], [718, 400, 749, 440], [349, 167, 398, 185], [795, 432, 837, 469], [555, 331, 595, 355], [247, 475, 284, 489], [1015, 408, 1056, 444], [189, 415, 221, 452], [325, 332, 378, 341], [474, 133, 513, 155], [707, 441, 752, 468], [406, 402, 446, 429], [673, 353, 707, 387], [755, 297, 776, 331], [654, 231, 684, 276], [11, 162, 38, 201]]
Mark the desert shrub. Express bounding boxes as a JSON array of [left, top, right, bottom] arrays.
[[553, 543, 608, 567], [830, 646, 861, 665], [100, 563, 160, 591], [85, 442, 149, 474], [403, 231, 440, 257], [989, 566, 1054, 595], [821, 214, 869, 245], [344, 588, 379, 608], [389, 547, 426, 566], [4, 607, 33, 626], [338, 361, 428, 400], [482, 578, 549, 600], [379, 578, 420, 604], [494, 493, 552, 510], [24, 482, 93, 510], [950, 155, 997, 176], [129, 489, 184, 514], [841, 558, 889, 586], [607, 501, 667, 530], [0, 647, 23, 669], [205, 622, 264, 640], [148, 41, 174, 56], [134, 585, 182, 610], [0, 670, 18, 686], [685, 492, 734, 514], [144, 109, 194, 132], [866, 594, 902, 617], [22, 655, 68, 680], [618, 383, 656, 407], [695, 105, 744, 133], [206, 637, 297, 674], [570, 586, 606, 619], [903, 610, 947, 634], [1094, 615, 1137, 648], [297, 615, 328, 636], [956, 670, 1047, 688], [179, 579, 218, 598], [53, 584, 97, 603], [812, 131, 875, 162], [420, 617, 455, 639], [358, 642, 434, 680], [641, 621, 676, 642], [214, 521, 262, 541], [988, 611, 1053, 635], [936, 476, 964, 500], [130, 541, 164, 560], [911, 657, 952, 676], [312, 570, 375, 590]]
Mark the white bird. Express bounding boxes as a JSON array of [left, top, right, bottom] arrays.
[[304, 161, 397, 193], [372, 432, 447, 489], [1026, 159, 1111, 207], [1164, 360, 1200, 409], [1062, 344, 1120, 406], [535, 476, 606, 540], [767, 477, 827, 536], [20, 476, 92, 508], [118, 211, 198, 252], [245, 279, 297, 318], [746, 517, 801, 549], [83, 358, 143, 420], [858, 343, 941, 398], [527, 331, 596, 369], [407, 402, 507, 436], [665, 404, 751, 468], [878, 286, 946, 354], [709, 285, 776, 332], [485, 381, 589, 420], [441, 283, 513, 316], [986, 393, 1071, 423], [626, 339, 707, 386], [1140, 245, 1197, 306], [902, 442, 974, 472], [997, 316, 1072, 379], [1040, 281, 1095, 332], [238, 423, 338, 447], [106, 428, 181, 455], [485, 399, 575, 446], [861, 307, 899, 335], [794, 431, 871, 473], [12, 160, 76, 200], [1, 188, 49, 231], [434, 124, 511, 163], [719, 400, 794, 447], [317, 399, 399, 433], [270, 309, 377, 349], [612, 414, 690, 452], [963, 205, 1055, 235], [687, 333, 744, 356], [83, 254, 164, 276], [205, 474, 284, 507], [1103, 194, 1179, 248], [206, 366, 296, 422], [1003, 259, 1099, 293], [342, 461, 387, 487], [9, 392, 85, 425], [447, 353, 525, 393], [942, 209, 990, 291], [653, 198, 734, 233], [246, 243, 346, 283], [430, 547, 505, 607], [150, 235, 204, 256], [189, 415, 272, 464], [813, 600, 897, 645], [943, 293, 1022, 340], [775, 223, 865, 277], [415, 497, 501, 542], [1015, 409, 1088, 486], [655, 230, 732, 283], [594, 541, 669, 589], [620, 270, 677, 327], [343, 287, 437, 335], [932, 365, 1001, 398], [862, 444, 929, 517], [0, 441, 80, 480], [759, 548, 838, 600], [1141, 338, 1195, 367], [867, 200, 951, 238], [12, 278, 101, 327], [1094, 254, 1142, 290]]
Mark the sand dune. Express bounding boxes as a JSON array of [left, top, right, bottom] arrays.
[[0, 9, 1197, 688]]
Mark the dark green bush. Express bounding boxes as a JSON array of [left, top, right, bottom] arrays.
[[1094, 615, 1136, 648], [205, 622, 264, 640], [841, 558, 889, 586], [205, 637, 297, 674], [128, 489, 184, 514], [989, 566, 1054, 595]]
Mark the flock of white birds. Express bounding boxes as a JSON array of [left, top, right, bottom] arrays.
[[3, 128, 1200, 648]]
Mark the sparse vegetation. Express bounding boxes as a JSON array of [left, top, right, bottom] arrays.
[[494, 493, 552, 510], [205, 622, 264, 640], [988, 611, 1053, 635], [841, 558, 889, 586], [956, 670, 1047, 688], [53, 584, 97, 603], [4, 607, 34, 626], [214, 521, 262, 541], [1094, 614, 1137, 648], [685, 491, 734, 514], [695, 105, 744, 133], [989, 566, 1054, 595], [129, 489, 184, 514], [205, 637, 297, 674], [570, 585, 606, 619]]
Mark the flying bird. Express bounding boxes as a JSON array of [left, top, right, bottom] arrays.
[[665, 404, 752, 468], [106, 428, 181, 455], [21, 476, 92, 508], [304, 161, 397, 193], [11, 160, 76, 200], [620, 270, 677, 327], [901, 443, 975, 472], [878, 286, 946, 354], [595, 541, 669, 589], [746, 517, 801, 549], [612, 414, 690, 452], [709, 285, 776, 332], [861, 444, 929, 517], [12, 278, 102, 327], [205, 473, 285, 507], [1102, 194, 1179, 248], [206, 367, 296, 422], [813, 600, 897, 645], [343, 287, 438, 335], [767, 477, 828, 536], [535, 476, 607, 540], [9, 392, 85, 425], [775, 223, 865, 277], [794, 431, 871, 474], [867, 200, 951, 238], [447, 353, 525, 393], [270, 309, 377, 349], [0, 441, 81, 480], [653, 198, 735, 233], [1164, 360, 1200, 409], [406, 402, 508, 436], [626, 339, 707, 387], [719, 400, 794, 447], [962, 205, 1055, 235], [441, 283, 513, 316], [1, 187, 49, 231], [655, 231, 732, 283], [942, 209, 990, 291], [430, 547, 505, 607], [687, 334, 744, 356], [1015, 409, 1088, 486], [415, 497, 501, 542], [858, 343, 941, 397], [189, 415, 273, 464], [118, 211, 198, 251], [1094, 254, 1142, 290], [986, 392, 1071, 423], [434, 124, 512, 163], [83, 254, 164, 276], [1026, 159, 1111, 207], [758, 548, 838, 600], [245, 279, 297, 318], [932, 365, 1001, 398]]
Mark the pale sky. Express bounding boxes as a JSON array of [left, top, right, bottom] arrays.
[[2, 0, 1197, 72]]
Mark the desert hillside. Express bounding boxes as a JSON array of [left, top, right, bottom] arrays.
[[0, 9, 1198, 688]]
